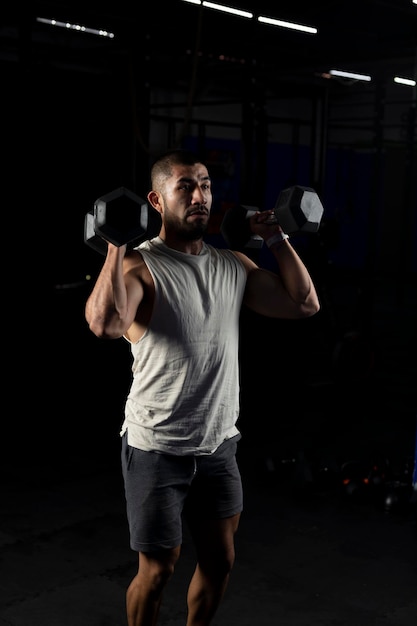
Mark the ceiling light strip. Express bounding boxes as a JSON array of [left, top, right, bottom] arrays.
[[182, 1, 316, 31], [394, 76, 416, 86], [329, 69, 372, 82], [36, 17, 115, 39], [257, 16, 317, 34], [202, 1, 252, 18]]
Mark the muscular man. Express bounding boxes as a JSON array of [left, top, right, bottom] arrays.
[[85, 148, 320, 626]]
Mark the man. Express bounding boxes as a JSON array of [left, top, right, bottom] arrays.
[[85, 148, 320, 626]]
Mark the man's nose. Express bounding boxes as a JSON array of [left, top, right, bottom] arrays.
[[192, 187, 206, 204]]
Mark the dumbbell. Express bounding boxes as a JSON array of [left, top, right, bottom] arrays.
[[84, 186, 162, 255], [220, 185, 324, 250]]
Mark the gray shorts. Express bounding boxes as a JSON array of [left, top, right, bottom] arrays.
[[121, 434, 243, 552]]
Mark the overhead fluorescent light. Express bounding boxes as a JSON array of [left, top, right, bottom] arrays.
[[258, 16, 317, 34], [181, 3, 317, 32], [182, 0, 252, 16], [202, 2, 252, 18], [36, 17, 114, 38], [329, 69, 371, 82], [394, 76, 416, 86]]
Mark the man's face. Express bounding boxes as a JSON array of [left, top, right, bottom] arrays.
[[160, 163, 213, 240]]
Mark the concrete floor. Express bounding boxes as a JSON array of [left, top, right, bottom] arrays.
[[1, 443, 416, 626], [1, 276, 416, 626]]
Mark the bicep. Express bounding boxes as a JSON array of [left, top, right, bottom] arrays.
[[232, 251, 286, 317], [120, 258, 145, 320], [123, 255, 153, 342], [243, 267, 292, 318], [245, 265, 317, 319]]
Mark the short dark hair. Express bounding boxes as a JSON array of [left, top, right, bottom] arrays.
[[150, 149, 204, 189]]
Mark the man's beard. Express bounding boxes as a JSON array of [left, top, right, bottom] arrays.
[[165, 211, 209, 241], [179, 221, 208, 241]]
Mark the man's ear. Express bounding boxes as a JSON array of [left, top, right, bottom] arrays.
[[147, 190, 162, 212]]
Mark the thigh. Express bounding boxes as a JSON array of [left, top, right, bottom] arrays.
[[187, 513, 241, 568], [121, 434, 195, 552], [184, 437, 243, 522]]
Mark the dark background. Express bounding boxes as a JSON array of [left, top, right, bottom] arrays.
[[2, 0, 416, 481], [1, 4, 416, 625]]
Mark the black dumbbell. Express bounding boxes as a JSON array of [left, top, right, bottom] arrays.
[[220, 185, 324, 250], [84, 186, 162, 255]]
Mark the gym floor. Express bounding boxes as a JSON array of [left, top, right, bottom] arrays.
[[1, 275, 416, 626]]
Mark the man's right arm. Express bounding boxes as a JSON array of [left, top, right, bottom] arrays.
[[85, 243, 145, 340]]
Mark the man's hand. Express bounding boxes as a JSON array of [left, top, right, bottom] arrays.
[[249, 210, 287, 241]]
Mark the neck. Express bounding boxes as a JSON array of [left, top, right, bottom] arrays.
[[158, 230, 204, 255]]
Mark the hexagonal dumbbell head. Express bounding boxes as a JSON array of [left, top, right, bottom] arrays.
[[274, 185, 324, 234], [220, 204, 260, 250], [84, 209, 108, 255], [94, 187, 160, 247]]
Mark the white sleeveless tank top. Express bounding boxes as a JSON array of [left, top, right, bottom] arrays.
[[120, 237, 247, 455]]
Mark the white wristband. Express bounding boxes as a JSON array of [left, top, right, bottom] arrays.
[[265, 231, 289, 248]]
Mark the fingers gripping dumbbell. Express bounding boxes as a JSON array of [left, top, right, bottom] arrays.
[[220, 185, 324, 250], [84, 187, 162, 255]]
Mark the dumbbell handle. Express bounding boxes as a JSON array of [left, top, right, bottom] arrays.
[[221, 185, 324, 250], [247, 213, 279, 226], [264, 215, 279, 225]]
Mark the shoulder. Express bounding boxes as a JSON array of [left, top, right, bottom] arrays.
[[123, 248, 153, 285], [124, 247, 146, 268], [203, 244, 252, 271], [228, 249, 258, 274]]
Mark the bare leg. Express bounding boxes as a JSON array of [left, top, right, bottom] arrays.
[[186, 513, 241, 626], [126, 547, 181, 626]]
